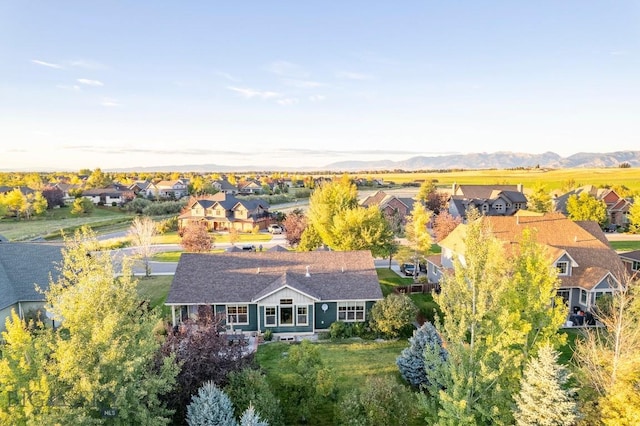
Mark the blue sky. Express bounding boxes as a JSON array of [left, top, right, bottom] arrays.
[[1, 1, 639, 171]]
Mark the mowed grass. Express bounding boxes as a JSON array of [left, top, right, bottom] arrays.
[[151, 231, 274, 245], [610, 240, 640, 252], [376, 268, 441, 323], [0, 206, 134, 241], [136, 275, 173, 318]]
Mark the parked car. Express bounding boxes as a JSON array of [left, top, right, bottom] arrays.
[[400, 263, 416, 276], [241, 244, 256, 251], [268, 224, 283, 234]]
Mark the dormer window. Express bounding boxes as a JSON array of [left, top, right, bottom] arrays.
[[556, 261, 569, 276]]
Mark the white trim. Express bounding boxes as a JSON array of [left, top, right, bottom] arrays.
[[225, 304, 249, 325], [252, 284, 320, 303]]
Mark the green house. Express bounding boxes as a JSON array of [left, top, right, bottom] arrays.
[[166, 250, 383, 337]]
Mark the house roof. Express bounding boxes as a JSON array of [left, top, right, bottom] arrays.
[[619, 250, 640, 262], [0, 242, 63, 310], [438, 212, 624, 291], [454, 184, 521, 199], [166, 250, 383, 305]]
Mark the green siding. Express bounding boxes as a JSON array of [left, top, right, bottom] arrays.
[[314, 302, 337, 330], [259, 305, 314, 333]]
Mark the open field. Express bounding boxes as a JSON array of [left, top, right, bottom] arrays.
[[355, 168, 640, 193]]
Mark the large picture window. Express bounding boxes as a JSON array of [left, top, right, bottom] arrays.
[[338, 302, 365, 322], [226, 305, 248, 324]]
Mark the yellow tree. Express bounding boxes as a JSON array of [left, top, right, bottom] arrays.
[[128, 216, 157, 277], [404, 202, 433, 275]]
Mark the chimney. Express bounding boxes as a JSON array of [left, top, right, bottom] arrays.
[[256, 267, 260, 274], [305, 265, 311, 277], [517, 183, 523, 193], [452, 182, 458, 194]]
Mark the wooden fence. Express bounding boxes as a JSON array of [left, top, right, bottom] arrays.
[[393, 282, 440, 295]]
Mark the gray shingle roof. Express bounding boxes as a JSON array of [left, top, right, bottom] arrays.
[[167, 250, 383, 304], [0, 242, 63, 310]]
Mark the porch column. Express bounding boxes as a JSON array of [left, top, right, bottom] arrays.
[[171, 306, 176, 326]]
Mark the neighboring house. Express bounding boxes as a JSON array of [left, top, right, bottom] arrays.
[[238, 180, 263, 195], [82, 186, 134, 206], [425, 212, 625, 314], [619, 250, 640, 279], [129, 180, 159, 199], [0, 186, 35, 196], [53, 182, 81, 204], [447, 183, 528, 219], [360, 190, 415, 225], [0, 241, 63, 333], [156, 180, 189, 199], [212, 178, 239, 195], [178, 193, 270, 232], [165, 250, 383, 337], [552, 185, 633, 228]]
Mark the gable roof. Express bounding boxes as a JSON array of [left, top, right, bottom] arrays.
[[439, 212, 624, 291], [0, 242, 63, 310], [167, 250, 383, 305], [454, 184, 521, 199]]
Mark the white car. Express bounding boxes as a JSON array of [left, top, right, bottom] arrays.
[[268, 224, 283, 234]]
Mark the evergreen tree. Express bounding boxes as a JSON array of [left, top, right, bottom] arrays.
[[225, 368, 283, 426], [186, 381, 238, 426], [514, 345, 579, 426], [397, 321, 447, 389], [239, 404, 269, 426]]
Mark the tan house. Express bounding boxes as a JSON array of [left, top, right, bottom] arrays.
[[156, 180, 189, 199], [178, 193, 270, 232], [425, 212, 625, 315], [447, 183, 528, 219]]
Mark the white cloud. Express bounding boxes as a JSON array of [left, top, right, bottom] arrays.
[[68, 59, 105, 69], [101, 98, 121, 107], [227, 86, 282, 99], [336, 71, 374, 81], [31, 59, 64, 69], [283, 79, 324, 88], [277, 98, 299, 106], [56, 84, 81, 91], [309, 95, 326, 102], [267, 60, 308, 78], [77, 78, 104, 87], [215, 71, 241, 82]]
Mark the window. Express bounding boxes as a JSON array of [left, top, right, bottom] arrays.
[[215, 209, 221, 216], [280, 299, 293, 305], [556, 261, 569, 275], [632, 261, 640, 271], [495, 203, 504, 212], [265, 307, 276, 326], [338, 302, 365, 322], [580, 289, 588, 305], [297, 306, 308, 325], [226, 305, 248, 324], [556, 289, 570, 306]]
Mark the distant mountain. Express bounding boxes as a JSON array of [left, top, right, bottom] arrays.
[[104, 150, 640, 173], [324, 151, 640, 171]]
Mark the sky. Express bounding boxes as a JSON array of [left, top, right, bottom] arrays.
[[1, 1, 639, 172]]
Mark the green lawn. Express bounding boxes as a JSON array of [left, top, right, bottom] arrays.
[[136, 275, 173, 318], [256, 339, 422, 425], [610, 240, 640, 252], [152, 231, 274, 245], [0, 206, 134, 241]]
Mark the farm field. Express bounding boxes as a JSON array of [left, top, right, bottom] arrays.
[[353, 167, 640, 193]]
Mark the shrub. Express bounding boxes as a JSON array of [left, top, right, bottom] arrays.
[[263, 329, 273, 341], [370, 293, 418, 339]]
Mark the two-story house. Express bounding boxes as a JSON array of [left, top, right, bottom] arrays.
[[447, 183, 528, 219], [178, 193, 270, 232], [360, 190, 416, 226], [156, 180, 189, 199], [129, 180, 159, 199], [552, 185, 633, 229], [425, 212, 625, 315]]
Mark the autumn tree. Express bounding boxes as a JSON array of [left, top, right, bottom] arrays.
[[282, 209, 307, 247], [228, 227, 240, 246], [628, 195, 640, 234], [181, 221, 213, 252], [85, 168, 112, 188], [423, 219, 566, 425], [417, 180, 448, 214], [527, 184, 553, 213], [404, 201, 433, 275], [1, 188, 25, 218], [128, 215, 157, 276], [70, 197, 94, 215], [566, 192, 607, 225], [160, 307, 252, 424], [41, 186, 65, 209], [573, 278, 640, 425], [41, 227, 178, 424], [370, 293, 418, 339], [433, 210, 462, 242]]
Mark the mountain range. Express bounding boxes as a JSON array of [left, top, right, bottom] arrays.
[[112, 150, 640, 173]]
